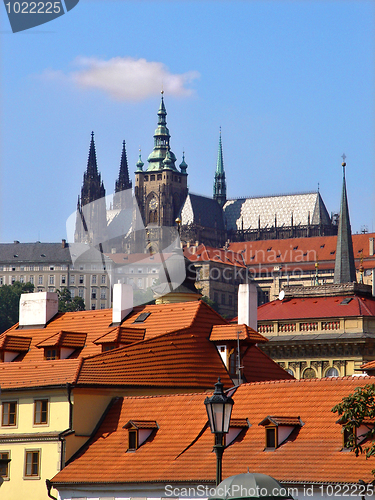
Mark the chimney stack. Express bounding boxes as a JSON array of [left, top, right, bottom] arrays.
[[369, 237, 374, 256], [19, 292, 58, 327], [238, 283, 257, 331], [112, 283, 133, 324], [61, 239, 67, 248], [372, 269, 375, 297]]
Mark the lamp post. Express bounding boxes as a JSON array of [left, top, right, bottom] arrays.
[[204, 378, 234, 486]]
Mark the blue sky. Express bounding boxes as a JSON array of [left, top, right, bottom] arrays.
[[1, 0, 374, 243]]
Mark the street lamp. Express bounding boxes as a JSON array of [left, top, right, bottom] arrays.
[[204, 378, 234, 486]]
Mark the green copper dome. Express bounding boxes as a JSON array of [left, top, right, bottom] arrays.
[[136, 150, 144, 172]]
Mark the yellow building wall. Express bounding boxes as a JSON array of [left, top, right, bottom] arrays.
[[0, 440, 61, 500]]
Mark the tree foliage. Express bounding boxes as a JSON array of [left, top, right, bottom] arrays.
[[57, 288, 85, 312], [0, 281, 34, 333], [201, 295, 220, 313], [332, 383, 375, 474]]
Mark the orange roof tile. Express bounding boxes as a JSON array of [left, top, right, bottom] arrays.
[[210, 324, 268, 343], [0, 300, 221, 365], [259, 416, 302, 426], [0, 334, 32, 351], [0, 359, 82, 390], [94, 326, 145, 345], [51, 376, 375, 486], [124, 420, 158, 429], [361, 360, 375, 371], [258, 294, 375, 322], [77, 329, 233, 389], [185, 244, 246, 268], [36, 331, 87, 348], [228, 233, 375, 270]]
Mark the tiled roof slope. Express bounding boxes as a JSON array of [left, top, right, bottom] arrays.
[[228, 233, 375, 270], [185, 244, 246, 267], [361, 360, 375, 371], [241, 346, 294, 382], [258, 294, 375, 321], [77, 329, 233, 388], [210, 324, 267, 343], [0, 359, 82, 390], [0, 301, 215, 363], [51, 376, 375, 486]]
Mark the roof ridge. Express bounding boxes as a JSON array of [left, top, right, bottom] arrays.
[[226, 191, 318, 201], [240, 375, 375, 387]]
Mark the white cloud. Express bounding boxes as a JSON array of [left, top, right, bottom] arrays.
[[63, 56, 200, 101]]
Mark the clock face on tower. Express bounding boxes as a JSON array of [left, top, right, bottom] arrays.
[[149, 198, 158, 210]]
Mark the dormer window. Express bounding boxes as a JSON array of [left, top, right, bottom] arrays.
[[259, 416, 303, 450], [123, 420, 158, 451], [45, 348, 60, 360], [225, 418, 250, 446], [338, 420, 374, 450], [37, 331, 87, 360]]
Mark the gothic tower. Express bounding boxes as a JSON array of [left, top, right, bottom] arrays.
[[113, 140, 132, 210], [74, 132, 107, 247], [213, 128, 227, 207], [134, 93, 188, 232], [333, 155, 356, 283]]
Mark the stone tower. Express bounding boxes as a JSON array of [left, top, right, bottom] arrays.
[[134, 93, 188, 251]]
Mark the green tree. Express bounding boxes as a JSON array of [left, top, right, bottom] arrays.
[[57, 288, 85, 312], [332, 383, 375, 474], [201, 295, 220, 313], [0, 281, 34, 333]]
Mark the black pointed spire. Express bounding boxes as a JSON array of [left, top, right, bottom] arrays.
[[213, 128, 227, 207], [86, 131, 99, 178], [333, 155, 356, 283], [80, 132, 106, 206], [115, 141, 132, 193]]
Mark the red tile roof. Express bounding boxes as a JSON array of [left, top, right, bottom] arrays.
[[51, 376, 375, 486], [185, 244, 246, 268], [228, 233, 375, 272], [241, 345, 294, 382], [0, 334, 32, 351], [0, 300, 223, 365], [259, 416, 302, 426], [361, 360, 375, 371], [36, 331, 87, 348], [0, 359, 82, 390], [77, 328, 233, 389], [258, 294, 375, 321], [210, 324, 268, 343], [93, 326, 145, 345]]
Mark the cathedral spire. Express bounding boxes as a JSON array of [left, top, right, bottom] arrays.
[[333, 155, 356, 283], [115, 140, 132, 193], [213, 128, 227, 207], [86, 131, 99, 178]]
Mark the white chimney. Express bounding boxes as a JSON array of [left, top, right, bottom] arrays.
[[238, 283, 257, 331], [372, 269, 375, 297], [112, 283, 133, 324], [369, 237, 374, 256], [19, 292, 58, 327]]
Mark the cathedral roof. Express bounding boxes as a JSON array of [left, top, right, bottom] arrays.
[[180, 193, 225, 230], [223, 192, 331, 231]]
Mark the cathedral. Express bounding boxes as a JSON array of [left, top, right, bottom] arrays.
[[74, 93, 337, 253]]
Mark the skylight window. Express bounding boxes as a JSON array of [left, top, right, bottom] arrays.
[[133, 312, 151, 323], [340, 298, 352, 305]]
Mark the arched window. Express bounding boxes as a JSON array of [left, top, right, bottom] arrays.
[[302, 368, 316, 379], [325, 367, 339, 378]]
